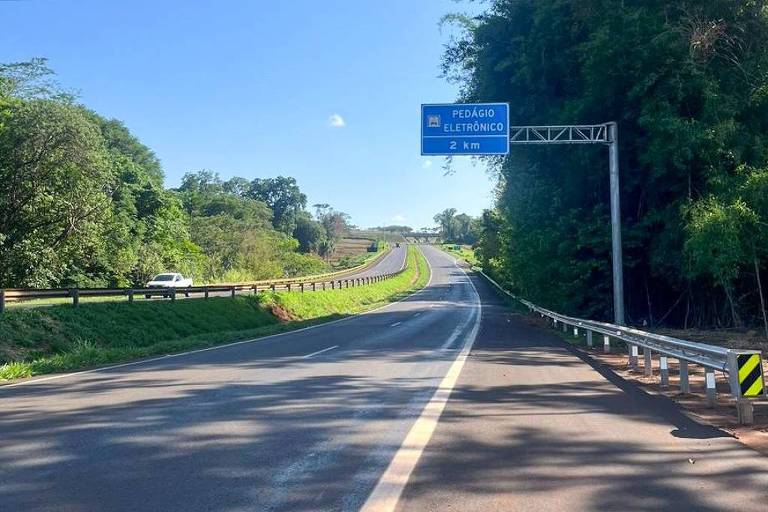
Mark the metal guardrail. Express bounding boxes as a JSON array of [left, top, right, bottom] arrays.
[[479, 271, 766, 424], [0, 247, 407, 311]]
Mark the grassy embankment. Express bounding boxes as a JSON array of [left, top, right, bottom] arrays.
[[0, 245, 429, 381], [441, 243, 480, 268]]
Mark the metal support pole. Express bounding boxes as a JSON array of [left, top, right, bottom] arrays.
[[231, 287, 236, 298], [659, 356, 669, 387], [128, 290, 134, 303], [603, 334, 611, 353], [679, 360, 690, 393], [71, 288, 79, 307], [705, 370, 717, 407], [586, 331, 593, 347], [0, 289, 5, 313], [205, 287, 209, 299], [643, 347, 652, 376], [608, 122, 625, 325]]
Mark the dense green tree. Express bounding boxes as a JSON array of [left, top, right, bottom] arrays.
[[248, 176, 307, 234], [0, 59, 338, 287], [445, 0, 768, 328]]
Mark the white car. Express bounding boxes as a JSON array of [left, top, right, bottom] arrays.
[[145, 273, 193, 298]]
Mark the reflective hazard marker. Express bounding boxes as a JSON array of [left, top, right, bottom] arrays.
[[738, 353, 765, 397]]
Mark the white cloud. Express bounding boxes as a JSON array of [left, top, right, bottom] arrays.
[[391, 214, 406, 222], [421, 159, 433, 169], [328, 114, 346, 128]]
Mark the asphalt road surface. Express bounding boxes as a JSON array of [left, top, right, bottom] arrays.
[[2, 245, 768, 511]]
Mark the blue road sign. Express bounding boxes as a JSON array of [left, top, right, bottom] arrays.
[[421, 103, 509, 156]]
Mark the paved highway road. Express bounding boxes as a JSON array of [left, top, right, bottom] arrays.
[[2, 245, 768, 511]]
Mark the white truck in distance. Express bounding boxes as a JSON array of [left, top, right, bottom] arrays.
[[145, 273, 193, 298]]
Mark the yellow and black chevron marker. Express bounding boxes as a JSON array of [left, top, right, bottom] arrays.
[[737, 353, 765, 398]]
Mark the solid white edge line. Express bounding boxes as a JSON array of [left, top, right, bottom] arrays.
[[302, 345, 339, 359], [2, 245, 434, 390], [390, 322, 402, 327], [360, 248, 482, 512]]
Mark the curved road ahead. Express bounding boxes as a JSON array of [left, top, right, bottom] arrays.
[[2, 245, 768, 511]]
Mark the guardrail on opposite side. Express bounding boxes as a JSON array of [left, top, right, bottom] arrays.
[[0, 246, 410, 312], [479, 271, 766, 425]]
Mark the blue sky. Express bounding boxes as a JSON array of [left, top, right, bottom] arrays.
[[1, 0, 495, 229]]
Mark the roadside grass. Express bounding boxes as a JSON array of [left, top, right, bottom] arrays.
[[0, 245, 429, 382], [440, 243, 480, 268], [266, 244, 428, 320]]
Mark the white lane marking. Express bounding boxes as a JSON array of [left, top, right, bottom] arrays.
[[361, 250, 482, 512], [413, 313, 421, 317], [302, 345, 339, 359], [2, 247, 435, 390], [390, 322, 402, 327]]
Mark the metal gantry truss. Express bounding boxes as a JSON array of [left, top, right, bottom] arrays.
[[509, 124, 611, 145]]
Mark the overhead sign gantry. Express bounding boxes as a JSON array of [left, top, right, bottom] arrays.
[[421, 102, 625, 325]]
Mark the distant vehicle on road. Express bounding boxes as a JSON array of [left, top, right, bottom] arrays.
[[145, 273, 193, 298], [395, 242, 401, 248]]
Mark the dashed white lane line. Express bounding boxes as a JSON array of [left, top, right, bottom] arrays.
[[390, 322, 402, 327], [301, 345, 339, 359], [413, 313, 421, 317], [361, 250, 482, 512]]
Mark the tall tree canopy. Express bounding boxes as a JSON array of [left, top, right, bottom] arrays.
[[0, 59, 353, 288], [446, 0, 768, 329]]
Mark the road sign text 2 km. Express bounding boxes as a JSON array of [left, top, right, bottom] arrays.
[[421, 103, 510, 156]]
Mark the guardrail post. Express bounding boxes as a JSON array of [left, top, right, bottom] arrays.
[[573, 326, 579, 337], [586, 331, 593, 347], [643, 347, 652, 376], [204, 286, 210, 299], [300, 283, 304, 293], [679, 360, 690, 393], [170, 289, 176, 302], [253, 285, 257, 294], [562, 322, 567, 333], [322, 282, 326, 290], [345, 280, 349, 289], [312, 283, 316, 291], [331, 281, 335, 290], [287, 284, 292, 292], [659, 356, 669, 387], [737, 399, 755, 425], [629, 344, 638, 369], [271, 284, 276, 292], [231, 286, 236, 298], [705, 370, 717, 407], [71, 288, 79, 307], [603, 334, 610, 353], [0, 289, 5, 313], [127, 289, 134, 303]]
